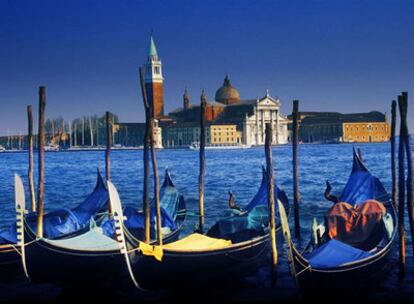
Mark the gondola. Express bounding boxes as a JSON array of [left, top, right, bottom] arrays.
[[0, 170, 108, 277], [21, 169, 186, 286], [278, 149, 397, 291], [128, 166, 290, 289]]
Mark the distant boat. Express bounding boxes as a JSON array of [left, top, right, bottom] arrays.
[[44, 144, 60, 152], [0, 145, 5, 153], [188, 142, 251, 150]]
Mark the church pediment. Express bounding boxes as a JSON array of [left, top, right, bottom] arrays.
[[257, 95, 280, 108]]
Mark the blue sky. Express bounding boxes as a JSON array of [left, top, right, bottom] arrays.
[[0, 0, 413, 135]]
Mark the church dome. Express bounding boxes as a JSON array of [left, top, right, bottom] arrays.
[[215, 76, 240, 105]]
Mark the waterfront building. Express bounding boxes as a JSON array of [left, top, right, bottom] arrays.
[[168, 77, 289, 146], [209, 124, 241, 145], [162, 122, 241, 148], [293, 111, 390, 143], [116, 37, 290, 148], [114, 120, 163, 148]]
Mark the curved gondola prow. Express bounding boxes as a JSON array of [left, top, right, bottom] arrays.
[[95, 168, 107, 191], [352, 147, 369, 173], [340, 148, 389, 205], [176, 195, 186, 224], [107, 180, 143, 290], [14, 174, 30, 280], [162, 168, 175, 188]]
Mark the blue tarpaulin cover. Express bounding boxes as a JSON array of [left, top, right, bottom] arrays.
[[207, 168, 289, 239], [306, 239, 372, 269], [101, 170, 181, 238], [0, 171, 108, 244], [339, 150, 389, 205]]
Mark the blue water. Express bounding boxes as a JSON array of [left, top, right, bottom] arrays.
[[0, 143, 413, 301]]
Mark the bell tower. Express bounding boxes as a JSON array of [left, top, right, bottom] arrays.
[[143, 35, 164, 118], [183, 88, 190, 110]]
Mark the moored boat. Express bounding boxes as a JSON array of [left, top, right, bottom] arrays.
[[278, 149, 396, 292], [189, 142, 251, 150], [21, 169, 186, 286], [129, 167, 289, 289], [0, 170, 108, 278]]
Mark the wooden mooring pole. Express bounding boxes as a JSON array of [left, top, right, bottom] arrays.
[[27, 105, 36, 212], [401, 92, 414, 255], [139, 67, 151, 243], [391, 100, 397, 210], [105, 111, 112, 182], [198, 90, 207, 233], [37, 87, 46, 238], [150, 118, 162, 245], [265, 123, 278, 279], [397, 93, 406, 268], [105, 111, 113, 214], [292, 99, 301, 239]]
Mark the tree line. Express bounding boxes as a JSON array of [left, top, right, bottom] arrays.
[[0, 112, 118, 149]]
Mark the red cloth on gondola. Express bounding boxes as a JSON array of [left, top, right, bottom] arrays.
[[325, 199, 386, 249]]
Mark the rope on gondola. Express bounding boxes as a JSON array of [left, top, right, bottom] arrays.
[[223, 238, 269, 262], [295, 265, 310, 277]]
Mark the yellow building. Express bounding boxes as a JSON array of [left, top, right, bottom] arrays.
[[207, 124, 240, 145], [162, 122, 240, 147], [294, 111, 390, 143], [343, 122, 390, 143]]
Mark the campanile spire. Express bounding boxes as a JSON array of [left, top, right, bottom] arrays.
[[143, 35, 164, 118]]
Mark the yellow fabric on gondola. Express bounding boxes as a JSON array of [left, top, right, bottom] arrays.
[[138, 241, 164, 261], [163, 233, 232, 252]]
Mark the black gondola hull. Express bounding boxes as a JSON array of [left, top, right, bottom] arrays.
[[23, 221, 184, 286], [131, 234, 270, 289], [23, 222, 130, 286], [0, 246, 22, 280], [291, 236, 395, 293]]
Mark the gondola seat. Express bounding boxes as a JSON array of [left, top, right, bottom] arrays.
[[305, 239, 372, 269]]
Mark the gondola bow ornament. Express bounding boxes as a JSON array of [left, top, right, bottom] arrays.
[[107, 180, 141, 289], [15, 174, 29, 279]]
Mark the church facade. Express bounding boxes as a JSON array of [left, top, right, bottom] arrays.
[[116, 36, 290, 148], [242, 93, 289, 145], [167, 76, 290, 146]]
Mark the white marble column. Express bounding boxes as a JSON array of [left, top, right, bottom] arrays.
[[276, 110, 280, 144]]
